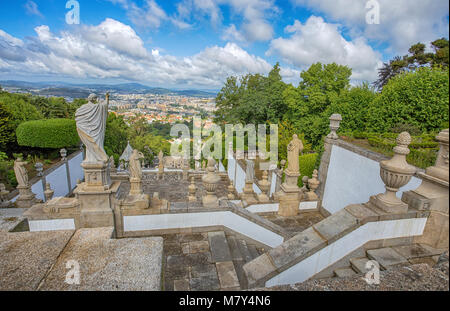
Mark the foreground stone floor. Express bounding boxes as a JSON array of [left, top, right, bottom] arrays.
[[161, 231, 266, 291], [0, 227, 163, 291]]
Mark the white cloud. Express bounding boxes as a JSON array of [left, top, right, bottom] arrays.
[[267, 16, 383, 82], [0, 20, 296, 88], [221, 24, 246, 42], [24, 0, 43, 18], [293, 0, 449, 54]]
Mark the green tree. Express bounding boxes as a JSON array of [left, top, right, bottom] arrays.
[[284, 62, 352, 147], [0, 102, 15, 151], [367, 66, 449, 133], [131, 133, 171, 164], [104, 113, 129, 163]]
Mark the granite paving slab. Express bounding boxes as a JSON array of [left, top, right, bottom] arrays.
[[39, 227, 163, 291], [0, 230, 74, 290], [350, 257, 371, 274], [190, 275, 220, 291], [392, 244, 434, 259], [216, 261, 240, 290], [208, 231, 232, 262], [334, 267, 357, 278]]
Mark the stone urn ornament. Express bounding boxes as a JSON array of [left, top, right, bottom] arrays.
[[327, 114, 342, 139], [370, 132, 416, 214], [202, 158, 220, 207]]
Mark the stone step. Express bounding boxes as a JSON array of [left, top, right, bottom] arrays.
[[232, 260, 249, 290], [367, 247, 409, 270], [216, 261, 241, 290], [208, 231, 232, 263], [334, 267, 358, 278], [247, 244, 260, 260], [236, 239, 253, 263], [349, 257, 371, 274], [226, 235, 243, 261]]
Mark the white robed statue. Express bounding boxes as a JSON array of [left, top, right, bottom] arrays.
[[75, 93, 109, 163]]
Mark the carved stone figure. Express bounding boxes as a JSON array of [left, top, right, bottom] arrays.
[[75, 93, 109, 163], [129, 149, 144, 181], [245, 159, 255, 182], [14, 157, 29, 187], [286, 134, 303, 175]]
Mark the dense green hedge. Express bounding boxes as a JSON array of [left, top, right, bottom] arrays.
[[16, 118, 79, 149], [298, 153, 318, 187]]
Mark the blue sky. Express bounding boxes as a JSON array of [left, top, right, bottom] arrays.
[[0, 0, 448, 89]]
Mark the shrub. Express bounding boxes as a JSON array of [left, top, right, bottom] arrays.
[[16, 119, 79, 149], [298, 153, 318, 187]]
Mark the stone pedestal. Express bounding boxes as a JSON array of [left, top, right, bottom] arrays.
[[81, 161, 112, 191], [202, 159, 220, 208], [278, 170, 301, 216], [404, 129, 449, 249], [129, 177, 143, 195], [241, 181, 258, 205], [257, 171, 270, 203], [15, 185, 39, 208], [278, 191, 301, 217], [74, 181, 120, 228]]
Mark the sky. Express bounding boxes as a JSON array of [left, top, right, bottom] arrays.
[[0, 0, 448, 90]]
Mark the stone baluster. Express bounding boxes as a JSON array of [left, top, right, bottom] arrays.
[[202, 158, 220, 208], [369, 132, 416, 214], [227, 181, 236, 200], [44, 183, 54, 202], [188, 177, 197, 202], [257, 170, 270, 203]]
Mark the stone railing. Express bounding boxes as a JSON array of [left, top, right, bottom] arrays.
[[7, 149, 85, 205]]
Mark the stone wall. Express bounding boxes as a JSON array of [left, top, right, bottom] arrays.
[[318, 138, 422, 215]]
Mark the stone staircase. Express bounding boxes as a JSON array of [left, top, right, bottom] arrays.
[[163, 230, 267, 291], [332, 244, 443, 279]]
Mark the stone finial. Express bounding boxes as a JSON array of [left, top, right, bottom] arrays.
[[370, 132, 416, 214], [327, 113, 342, 139], [0, 183, 11, 207], [188, 177, 197, 202], [202, 158, 220, 207], [109, 156, 116, 173], [425, 128, 449, 182], [60, 148, 67, 161], [257, 170, 270, 203], [44, 183, 54, 202], [35, 162, 44, 177], [306, 170, 320, 201]]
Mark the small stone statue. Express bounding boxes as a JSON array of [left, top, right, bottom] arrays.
[[129, 149, 144, 181], [14, 157, 29, 187], [306, 170, 320, 201], [109, 156, 116, 173], [245, 159, 255, 182], [286, 134, 303, 175], [75, 93, 109, 163]]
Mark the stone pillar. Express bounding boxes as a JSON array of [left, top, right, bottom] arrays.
[[403, 129, 449, 249], [368, 132, 416, 214], [188, 177, 197, 202], [257, 170, 270, 203], [278, 147, 303, 216], [240, 160, 258, 205], [44, 183, 54, 202], [182, 158, 190, 181], [202, 158, 220, 208]]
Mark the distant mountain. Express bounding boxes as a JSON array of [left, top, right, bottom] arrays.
[[0, 80, 217, 98]]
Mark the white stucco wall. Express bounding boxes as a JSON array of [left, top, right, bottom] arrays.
[[322, 145, 422, 215], [265, 217, 427, 287], [45, 164, 69, 198], [68, 152, 84, 187]]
